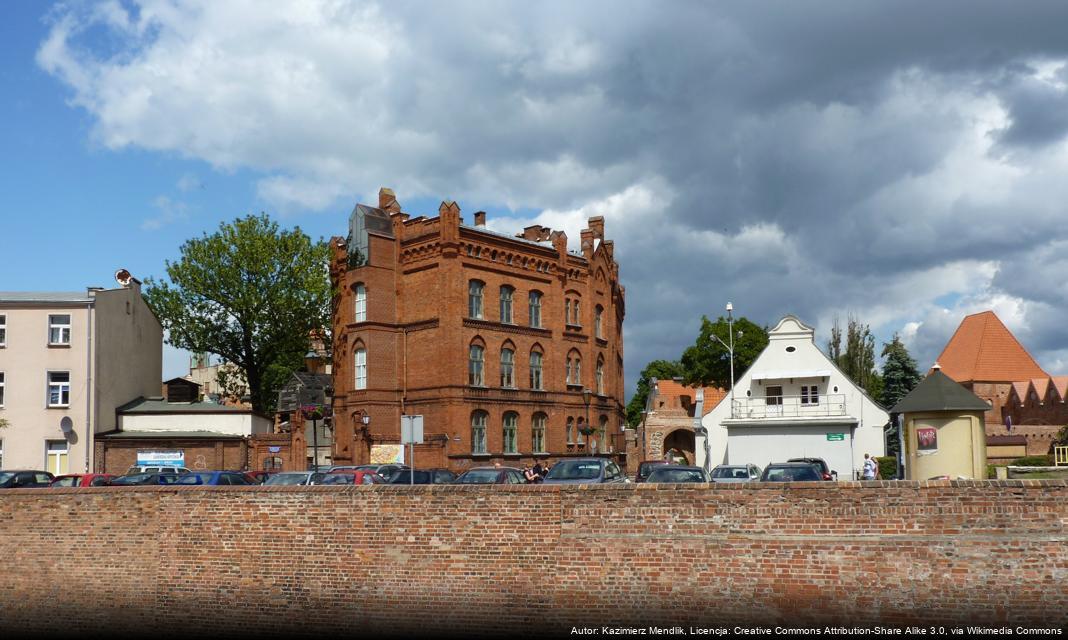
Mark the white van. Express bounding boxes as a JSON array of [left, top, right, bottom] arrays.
[[125, 466, 191, 475]]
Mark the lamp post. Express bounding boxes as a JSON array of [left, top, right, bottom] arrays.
[[360, 413, 371, 465], [710, 303, 737, 418], [581, 387, 593, 451]]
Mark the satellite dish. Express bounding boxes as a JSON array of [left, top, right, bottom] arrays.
[[115, 269, 133, 286]]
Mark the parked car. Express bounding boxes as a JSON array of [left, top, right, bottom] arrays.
[[244, 471, 271, 484], [110, 473, 184, 486], [173, 471, 254, 485], [125, 466, 191, 475], [645, 465, 710, 483], [324, 469, 386, 485], [543, 458, 627, 485], [262, 471, 328, 486], [787, 457, 836, 481], [634, 460, 670, 483], [759, 463, 825, 482], [710, 464, 762, 483], [387, 469, 456, 485], [50, 473, 116, 487], [0, 470, 55, 488], [453, 466, 527, 485]]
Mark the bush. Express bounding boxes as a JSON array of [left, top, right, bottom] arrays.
[[875, 456, 897, 479], [986, 464, 998, 479], [1010, 455, 1053, 467]]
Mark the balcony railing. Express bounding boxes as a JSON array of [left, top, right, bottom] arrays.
[[730, 394, 846, 420]]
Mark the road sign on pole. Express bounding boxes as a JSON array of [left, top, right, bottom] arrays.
[[401, 415, 424, 485]]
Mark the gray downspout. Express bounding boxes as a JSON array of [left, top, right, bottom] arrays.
[[84, 300, 93, 472]]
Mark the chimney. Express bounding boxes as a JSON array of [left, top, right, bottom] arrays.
[[474, 211, 486, 227], [588, 216, 605, 240], [379, 187, 401, 213]]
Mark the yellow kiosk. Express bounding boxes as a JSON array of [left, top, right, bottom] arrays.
[[891, 365, 989, 480]]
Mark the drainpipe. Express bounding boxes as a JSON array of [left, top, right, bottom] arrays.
[[84, 300, 93, 473]]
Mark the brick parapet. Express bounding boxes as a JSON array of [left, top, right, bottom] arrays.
[[2, 482, 1065, 634]]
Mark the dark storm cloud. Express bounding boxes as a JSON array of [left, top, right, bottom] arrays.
[[39, 0, 1068, 392]]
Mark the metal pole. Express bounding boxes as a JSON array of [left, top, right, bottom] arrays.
[[727, 304, 735, 417], [312, 416, 319, 473]]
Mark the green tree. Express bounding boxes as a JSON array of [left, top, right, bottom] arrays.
[[625, 360, 685, 427], [827, 315, 883, 400], [680, 315, 769, 389], [880, 334, 922, 458], [145, 214, 331, 414], [1049, 425, 1068, 454]]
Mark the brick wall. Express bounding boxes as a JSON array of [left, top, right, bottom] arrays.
[[1, 481, 1065, 635]]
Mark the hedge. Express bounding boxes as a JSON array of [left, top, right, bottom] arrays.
[[1010, 455, 1054, 467]]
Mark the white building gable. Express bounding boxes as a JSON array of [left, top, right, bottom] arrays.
[[697, 315, 888, 479]]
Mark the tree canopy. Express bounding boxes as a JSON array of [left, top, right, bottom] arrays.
[[880, 334, 922, 458], [144, 214, 331, 414], [828, 315, 883, 401], [680, 315, 769, 389]]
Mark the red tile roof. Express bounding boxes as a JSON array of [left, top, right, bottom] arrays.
[[934, 311, 1048, 383], [1051, 376, 1068, 402], [654, 379, 727, 416]]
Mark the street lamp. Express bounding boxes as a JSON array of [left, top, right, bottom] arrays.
[[710, 303, 737, 418], [359, 413, 371, 466], [581, 387, 593, 450]]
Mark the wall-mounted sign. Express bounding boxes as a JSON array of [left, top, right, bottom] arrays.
[[917, 427, 938, 451], [136, 450, 185, 467], [826, 433, 845, 441], [268, 446, 281, 453]]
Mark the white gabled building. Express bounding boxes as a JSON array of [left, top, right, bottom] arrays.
[[696, 315, 888, 479]]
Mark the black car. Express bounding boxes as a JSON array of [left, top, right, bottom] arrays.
[[542, 458, 628, 485], [759, 463, 824, 482], [645, 465, 710, 483], [388, 469, 456, 485], [0, 470, 55, 488], [786, 457, 836, 480], [453, 467, 527, 485], [110, 473, 183, 486]]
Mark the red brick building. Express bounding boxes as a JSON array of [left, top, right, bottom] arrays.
[[329, 188, 626, 472]]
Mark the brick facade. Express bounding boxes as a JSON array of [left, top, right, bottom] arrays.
[[639, 379, 726, 465], [329, 189, 626, 472], [94, 436, 248, 474], [1, 481, 1065, 634]]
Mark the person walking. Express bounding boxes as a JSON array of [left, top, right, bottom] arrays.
[[862, 453, 878, 480]]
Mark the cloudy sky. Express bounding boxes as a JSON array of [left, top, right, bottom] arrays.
[[5, 0, 1068, 392]]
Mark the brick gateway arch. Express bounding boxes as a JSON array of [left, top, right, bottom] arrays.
[[662, 428, 695, 465]]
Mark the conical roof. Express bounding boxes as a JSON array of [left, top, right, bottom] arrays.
[[934, 311, 1047, 382], [891, 369, 992, 414]]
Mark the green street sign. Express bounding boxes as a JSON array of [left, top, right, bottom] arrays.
[[826, 433, 845, 441]]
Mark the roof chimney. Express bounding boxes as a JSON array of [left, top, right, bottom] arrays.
[[474, 211, 486, 227]]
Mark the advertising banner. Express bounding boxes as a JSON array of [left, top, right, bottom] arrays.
[[136, 450, 185, 467]]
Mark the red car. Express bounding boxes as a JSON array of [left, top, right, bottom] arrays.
[[245, 471, 272, 484], [324, 469, 386, 485], [50, 473, 116, 488]]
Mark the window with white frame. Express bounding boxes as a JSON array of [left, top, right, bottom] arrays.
[[354, 284, 367, 322], [766, 385, 783, 406], [471, 411, 488, 454], [572, 299, 581, 326], [468, 281, 484, 319], [0, 372, 4, 407], [573, 356, 581, 385], [47, 371, 70, 407], [596, 359, 604, 395], [354, 348, 367, 389], [801, 385, 819, 405], [0, 314, 6, 346], [469, 345, 485, 386], [529, 351, 543, 390], [564, 299, 571, 325], [528, 291, 542, 327], [0, 439, 3, 468], [499, 286, 514, 324], [48, 314, 71, 345], [500, 348, 515, 388], [566, 417, 574, 444], [503, 412, 518, 454], [46, 440, 69, 476], [595, 306, 603, 339], [532, 413, 546, 453]]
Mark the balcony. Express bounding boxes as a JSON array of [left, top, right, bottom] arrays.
[[729, 394, 847, 420]]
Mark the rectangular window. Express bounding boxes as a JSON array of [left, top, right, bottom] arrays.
[[472, 414, 487, 454], [468, 281, 484, 319], [354, 285, 367, 322], [0, 372, 4, 407], [354, 350, 367, 390], [595, 307, 603, 339], [49, 314, 71, 345], [765, 386, 783, 406], [469, 346, 484, 386], [503, 415, 517, 454], [500, 350, 515, 388], [572, 300, 580, 326], [48, 371, 70, 407], [528, 292, 541, 328], [532, 416, 546, 453], [46, 440, 69, 476], [0, 314, 6, 346], [801, 385, 819, 405], [499, 287, 513, 324], [529, 353, 543, 390], [0, 439, 3, 468]]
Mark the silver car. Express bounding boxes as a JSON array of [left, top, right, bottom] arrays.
[[710, 464, 762, 483], [263, 471, 328, 486], [542, 459, 628, 484]]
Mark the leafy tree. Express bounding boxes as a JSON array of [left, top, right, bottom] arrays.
[[145, 214, 331, 414], [827, 315, 883, 400], [680, 315, 769, 389], [1050, 425, 1068, 455], [625, 360, 685, 427], [880, 334, 922, 458]]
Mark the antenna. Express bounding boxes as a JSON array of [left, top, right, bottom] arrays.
[[114, 269, 133, 287]]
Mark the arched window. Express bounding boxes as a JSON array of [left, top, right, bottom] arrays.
[[468, 280, 484, 319], [529, 350, 543, 390], [472, 411, 488, 454], [566, 417, 574, 445], [500, 348, 515, 388], [354, 284, 367, 322], [469, 344, 485, 386], [528, 291, 542, 327], [599, 415, 609, 452], [576, 417, 586, 446], [500, 286, 514, 324], [532, 413, 547, 453], [594, 305, 603, 339], [596, 358, 605, 395], [503, 412, 518, 454], [354, 348, 367, 389]]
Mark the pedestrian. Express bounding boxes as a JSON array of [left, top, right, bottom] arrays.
[[523, 466, 538, 483], [862, 453, 877, 480], [532, 460, 545, 480]]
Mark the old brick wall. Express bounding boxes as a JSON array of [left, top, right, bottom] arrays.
[[3, 482, 1064, 636]]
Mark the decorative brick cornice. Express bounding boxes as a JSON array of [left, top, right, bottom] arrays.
[[463, 318, 552, 338]]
